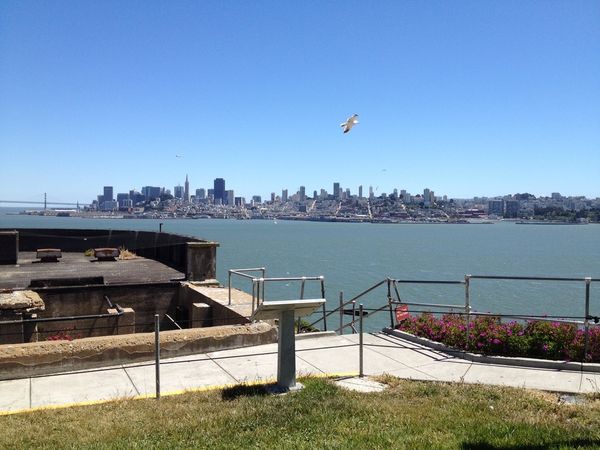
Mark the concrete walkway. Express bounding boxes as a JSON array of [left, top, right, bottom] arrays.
[[1, 332, 599, 414]]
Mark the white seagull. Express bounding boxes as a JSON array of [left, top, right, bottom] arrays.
[[340, 114, 359, 134]]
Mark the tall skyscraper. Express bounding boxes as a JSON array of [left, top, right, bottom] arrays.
[[282, 189, 288, 203], [184, 174, 190, 203], [299, 186, 306, 201], [358, 185, 363, 199], [214, 178, 225, 204], [103, 186, 114, 202], [225, 190, 234, 205], [196, 188, 206, 200], [174, 185, 183, 199], [333, 182, 340, 199]]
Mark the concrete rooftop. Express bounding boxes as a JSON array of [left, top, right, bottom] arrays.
[[1, 331, 598, 414], [0, 252, 185, 289]]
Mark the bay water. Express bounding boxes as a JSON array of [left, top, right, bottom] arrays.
[[1, 208, 599, 331]]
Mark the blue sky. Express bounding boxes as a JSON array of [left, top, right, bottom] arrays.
[[1, 1, 599, 204]]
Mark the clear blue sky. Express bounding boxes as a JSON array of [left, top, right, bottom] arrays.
[[1, 0, 599, 204]]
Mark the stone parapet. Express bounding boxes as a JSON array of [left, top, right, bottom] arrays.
[[0, 322, 277, 380]]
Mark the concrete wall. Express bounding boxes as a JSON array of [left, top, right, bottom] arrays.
[[0, 231, 18, 265], [29, 283, 181, 341], [0, 322, 277, 380]]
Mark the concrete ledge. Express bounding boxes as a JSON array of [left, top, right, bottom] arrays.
[[0, 322, 277, 380], [384, 327, 600, 373]]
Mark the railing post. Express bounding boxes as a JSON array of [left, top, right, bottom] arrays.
[[228, 270, 232, 306], [359, 303, 364, 378], [261, 269, 266, 305], [339, 291, 344, 335], [351, 301, 356, 334], [465, 275, 471, 351], [251, 279, 257, 317], [320, 277, 327, 331], [387, 279, 394, 328], [584, 277, 591, 362], [154, 314, 160, 400], [297, 277, 306, 334]]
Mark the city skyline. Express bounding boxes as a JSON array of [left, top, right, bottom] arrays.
[[1, 1, 599, 202]]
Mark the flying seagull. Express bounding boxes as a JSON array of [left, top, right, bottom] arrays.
[[175, 154, 183, 158], [340, 114, 359, 134]]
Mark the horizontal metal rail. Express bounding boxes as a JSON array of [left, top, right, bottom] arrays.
[[470, 275, 595, 282]]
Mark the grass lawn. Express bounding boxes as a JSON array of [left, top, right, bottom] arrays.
[[0, 376, 599, 449]]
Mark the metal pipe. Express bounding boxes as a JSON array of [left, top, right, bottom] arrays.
[[359, 303, 364, 378], [104, 295, 114, 308], [389, 300, 465, 309], [251, 280, 256, 316], [228, 270, 232, 306], [352, 301, 356, 334], [347, 279, 387, 303], [154, 314, 160, 400], [261, 268, 266, 303], [465, 275, 471, 351], [392, 279, 465, 285], [321, 277, 327, 331], [0, 310, 124, 325], [387, 279, 394, 328], [165, 313, 182, 330], [470, 275, 589, 282], [339, 291, 344, 335], [584, 277, 591, 361]]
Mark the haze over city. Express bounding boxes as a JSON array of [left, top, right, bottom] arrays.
[[1, 1, 599, 202]]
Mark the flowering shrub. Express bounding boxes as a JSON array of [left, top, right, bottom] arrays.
[[396, 313, 600, 363], [45, 328, 81, 341]]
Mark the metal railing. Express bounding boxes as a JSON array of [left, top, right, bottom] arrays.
[[228, 268, 328, 329], [322, 275, 598, 362]]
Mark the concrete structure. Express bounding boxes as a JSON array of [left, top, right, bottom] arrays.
[[0, 229, 222, 345], [0, 231, 18, 265]]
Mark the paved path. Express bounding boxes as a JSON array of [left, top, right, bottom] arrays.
[[1, 332, 598, 414]]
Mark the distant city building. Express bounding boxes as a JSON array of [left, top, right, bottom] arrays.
[[313, 190, 318, 200], [174, 185, 183, 199], [345, 188, 350, 199], [214, 178, 225, 204], [116, 193, 130, 208], [102, 200, 118, 211], [299, 186, 306, 201], [333, 182, 340, 199], [271, 192, 276, 203], [103, 186, 114, 202], [225, 190, 235, 205], [369, 186, 374, 199], [142, 186, 161, 202], [488, 200, 504, 216], [196, 188, 205, 200], [282, 189, 288, 203], [184, 175, 190, 203], [358, 185, 363, 199], [551, 192, 562, 200], [234, 197, 244, 206], [504, 200, 520, 218], [207, 189, 214, 202], [252, 195, 262, 204], [423, 188, 432, 205]]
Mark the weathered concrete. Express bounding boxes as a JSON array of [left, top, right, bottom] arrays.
[[183, 283, 254, 325], [191, 303, 211, 328], [0, 290, 44, 311], [0, 252, 184, 290], [0, 322, 277, 380], [186, 242, 219, 281]]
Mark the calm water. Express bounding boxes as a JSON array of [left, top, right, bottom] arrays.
[[1, 208, 599, 330]]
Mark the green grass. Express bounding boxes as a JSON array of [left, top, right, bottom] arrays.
[[1, 377, 599, 449]]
